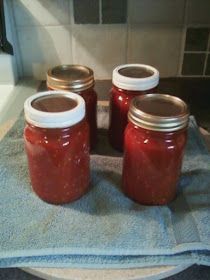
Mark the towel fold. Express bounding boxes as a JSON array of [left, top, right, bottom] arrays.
[[0, 112, 210, 268]]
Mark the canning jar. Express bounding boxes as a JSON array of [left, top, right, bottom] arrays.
[[47, 65, 97, 149], [24, 91, 90, 205], [122, 94, 189, 205], [109, 64, 159, 151]]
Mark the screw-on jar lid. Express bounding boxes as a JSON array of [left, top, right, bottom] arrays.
[[47, 65, 94, 92], [128, 94, 189, 132], [112, 64, 159, 91], [24, 91, 85, 128]]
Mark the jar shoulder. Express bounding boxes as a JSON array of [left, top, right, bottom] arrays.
[[110, 85, 157, 99], [24, 120, 89, 144], [125, 123, 187, 148]]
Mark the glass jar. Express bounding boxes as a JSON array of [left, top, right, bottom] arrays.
[[24, 91, 90, 205], [47, 65, 97, 149], [109, 64, 159, 151], [122, 94, 189, 205]]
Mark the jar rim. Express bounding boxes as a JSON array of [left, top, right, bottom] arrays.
[[24, 91, 85, 129], [47, 64, 94, 92], [128, 94, 189, 132], [112, 64, 159, 91]]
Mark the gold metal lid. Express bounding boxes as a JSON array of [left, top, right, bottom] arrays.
[[47, 65, 94, 92], [128, 94, 189, 132]]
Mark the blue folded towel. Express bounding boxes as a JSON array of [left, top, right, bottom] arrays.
[[0, 114, 210, 268]]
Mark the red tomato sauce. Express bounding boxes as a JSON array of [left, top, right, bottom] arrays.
[[122, 123, 187, 205], [48, 86, 97, 150], [32, 95, 77, 112], [77, 87, 97, 150], [24, 120, 90, 204], [24, 94, 90, 204], [109, 85, 155, 151]]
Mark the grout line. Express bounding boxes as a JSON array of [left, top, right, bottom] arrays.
[[203, 54, 209, 76], [125, 24, 129, 63], [203, 31, 210, 75], [69, 0, 74, 63], [184, 51, 208, 54], [125, 0, 130, 63], [15, 24, 71, 28], [14, 23, 190, 29], [181, 74, 210, 78], [178, 26, 187, 77], [69, 0, 74, 25], [69, 24, 74, 64], [99, 0, 102, 24], [184, 0, 189, 26], [185, 24, 210, 28], [178, 0, 188, 77]]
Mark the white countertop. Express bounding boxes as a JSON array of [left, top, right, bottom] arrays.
[[0, 79, 38, 139]]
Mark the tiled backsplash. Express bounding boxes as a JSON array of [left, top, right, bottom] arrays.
[[5, 0, 210, 81], [182, 27, 210, 76], [74, 0, 99, 24]]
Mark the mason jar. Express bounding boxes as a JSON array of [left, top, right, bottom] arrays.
[[24, 91, 90, 204], [122, 94, 189, 205], [47, 65, 97, 149], [109, 64, 159, 151]]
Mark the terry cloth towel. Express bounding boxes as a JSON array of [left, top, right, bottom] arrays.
[[0, 112, 210, 268]]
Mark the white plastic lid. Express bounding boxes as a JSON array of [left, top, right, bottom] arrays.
[[24, 91, 85, 128], [112, 64, 159, 91]]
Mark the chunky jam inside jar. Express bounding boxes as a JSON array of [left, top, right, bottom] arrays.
[[109, 85, 155, 151], [122, 123, 187, 205], [118, 66, 154, 78], [48, 87, 97, 150], [24, 95, 90, 204], [47, 65, 97, 150], [77, 87, 97, 150], [32, 95, 77, 112]]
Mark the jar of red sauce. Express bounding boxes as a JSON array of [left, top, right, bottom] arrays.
[[24, 91, 90, 205], [47, 65, 97, 149], [109, 64, 159, 151], [122, 94, 189, 205]]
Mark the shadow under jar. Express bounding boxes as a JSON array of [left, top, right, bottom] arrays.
[[47, 65, 97, 150], [122, 94, 189, 205], [24, 91, 90, 205], [109, 64, 159, 151]]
